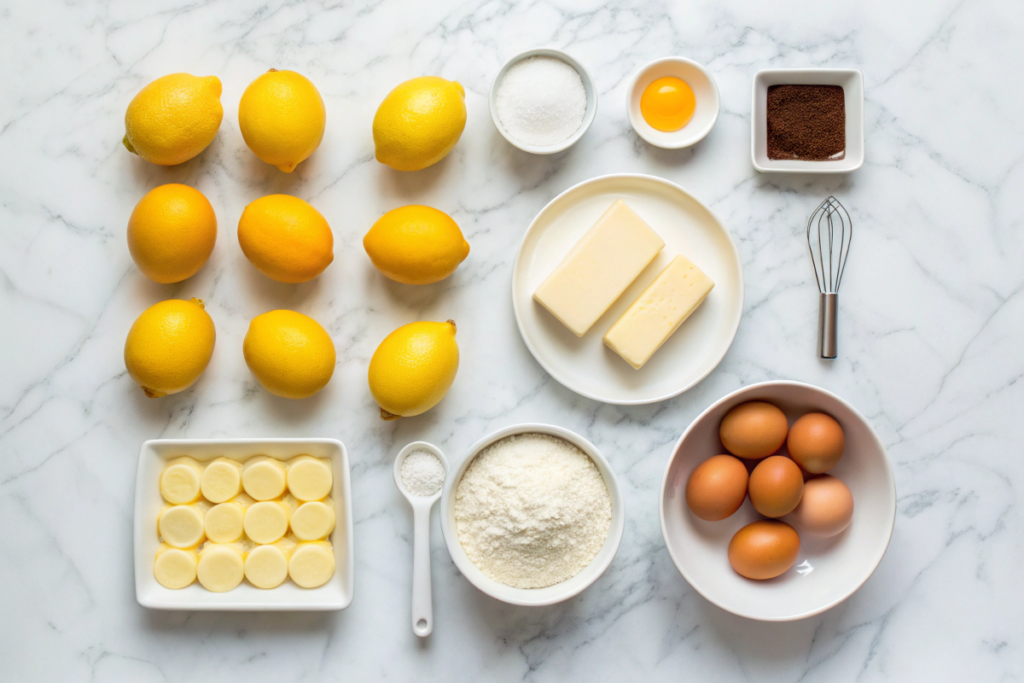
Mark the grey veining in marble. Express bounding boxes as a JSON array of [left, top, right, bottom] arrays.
[[2, 0, 1022, 680]]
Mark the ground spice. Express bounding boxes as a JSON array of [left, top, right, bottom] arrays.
[[766, 85, 845, 161]]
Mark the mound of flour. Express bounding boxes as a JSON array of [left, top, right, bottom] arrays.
[[454, 433, 611, 589]]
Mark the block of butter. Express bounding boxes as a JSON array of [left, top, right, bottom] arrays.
[[533, 199, 665, 336], [603, 254, 714, 369]]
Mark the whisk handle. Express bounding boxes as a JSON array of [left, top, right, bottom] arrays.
[[817, 293, 838, 359]]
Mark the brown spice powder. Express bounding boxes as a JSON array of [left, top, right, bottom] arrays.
[[766, 85, 845, 161]]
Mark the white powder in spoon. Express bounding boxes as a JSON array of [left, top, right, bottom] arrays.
[[495, 56, 587, 147], [401, 450, 445, 497]]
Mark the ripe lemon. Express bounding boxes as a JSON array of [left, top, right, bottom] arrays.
[[243, 310, 336, 399], [238, 69, 326, 173], [124, 298, 216, 398], [363, 205, 469, 285], [237, 195, 333, 283], [368, 320, 459, 420], [128, 184, 217, 284], [123, 73, 223, 166], [373, 77, 466, 172]]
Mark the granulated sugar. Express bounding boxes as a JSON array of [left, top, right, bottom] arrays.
[[495, 56, 587, 147], [453, 433, 611, 589], [400, 450, 445, 497]]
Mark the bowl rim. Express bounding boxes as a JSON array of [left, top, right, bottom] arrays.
[[658, 380, 896, 621], [439, 422, 625, 606], [489, 47, 598, 155], [750, 67, 865, 173], [626, 56, 721, 149]]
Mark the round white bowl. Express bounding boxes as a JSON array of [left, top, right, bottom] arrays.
[[660, 381, 895, 621], [489, 48, 598, 155], [440, 423, 624, 606], [627, 57, 720, 149]]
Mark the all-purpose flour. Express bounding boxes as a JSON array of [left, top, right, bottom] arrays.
[[454, 433, 612, 589]]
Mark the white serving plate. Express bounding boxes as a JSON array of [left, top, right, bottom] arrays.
[[134, 438, 354, 611], [660, 381, 895, 621], [627, 57, 720, 149], [751, 68, 864, 173], [439, 423, 624, 606], [512, 174, 743, 404]]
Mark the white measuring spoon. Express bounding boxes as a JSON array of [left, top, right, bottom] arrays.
[[393, 441, 448, 638]]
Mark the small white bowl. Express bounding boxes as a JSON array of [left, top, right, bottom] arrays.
[[440, 423, 624, 606], [489, 48, 598, 155], [627, 57, 720, 149], [134, 438, 354, 611], [751, 68, 864, 173], [660, 381, 895, 621]]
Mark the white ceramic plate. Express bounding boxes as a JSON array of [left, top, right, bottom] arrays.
[[512, 174, 743, 404], [660, 381, 896, 621], [439, 423, 624, 606], [134, 438, 354, 611]]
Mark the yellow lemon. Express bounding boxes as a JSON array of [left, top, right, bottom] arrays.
[[373, 77, 466, 172], [123, 73, 223, 166], [238, 195, 333, 283], [128, 184, 217, 284], [239, 69, 326, 173], [363, 205, 469, 285], [124, 298, 216, 398], [368, 320, 459, 420], [243, 310, 336, 399]]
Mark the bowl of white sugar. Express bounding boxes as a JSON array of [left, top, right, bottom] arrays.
[[440, 423, 624, 606], [489, 49, 598, 155]]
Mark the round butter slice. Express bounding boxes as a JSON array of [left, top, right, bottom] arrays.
[[286, 456, 333, 501], [197, 544, 245, 592], [154, 545, 197, 589], [243, 501, 289, 544], [160, 457, 204, 504], [289, 541, 335, 588], [290, 500, 335, 541], [158, 504, 207, 548], [242, 456, 287, 501], [245, 545, 289, 589], [201, 458, 243, 503], [205, 502, 246, 543]]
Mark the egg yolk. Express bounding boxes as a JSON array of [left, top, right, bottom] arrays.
[[640, 77, 696, 132]]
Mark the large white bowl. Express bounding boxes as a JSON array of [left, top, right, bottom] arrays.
[[134, 438, 354, 611], [440, 423, 624, 606], [660, 381, 895, 621]]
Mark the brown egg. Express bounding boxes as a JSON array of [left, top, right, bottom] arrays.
[[685, 455, 748, 521], [748, 455, 805, 518], [727, 520, 800, 580], [789, 475, 854, 536], [787, 412, 845, 473], [719, 401, 788, 459]]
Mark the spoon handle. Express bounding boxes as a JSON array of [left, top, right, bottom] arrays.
[[411, 504, 433, 637]]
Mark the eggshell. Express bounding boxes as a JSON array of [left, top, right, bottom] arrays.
[[719, 401, 788, 459], [788, 475, 854, 536], [685, 455, 748, 521], [787, 412, 844, 473], [748, 455, 804, 518], [727, 520, 800, 580]]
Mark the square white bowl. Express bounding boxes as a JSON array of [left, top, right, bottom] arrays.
[[751, 69, 864, 173], [135, 438, 353, 611]]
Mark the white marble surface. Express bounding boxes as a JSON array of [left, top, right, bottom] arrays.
[[2, 0, 1022, 679]]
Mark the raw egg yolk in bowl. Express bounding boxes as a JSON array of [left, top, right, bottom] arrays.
[[640, 77, 696, 132]]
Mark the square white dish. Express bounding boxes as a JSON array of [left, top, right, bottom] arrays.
[[751, 68, 864, 173], [134, 438, 353, 611]]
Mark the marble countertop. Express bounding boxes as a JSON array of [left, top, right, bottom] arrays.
[[2, 0, 1021, 680]]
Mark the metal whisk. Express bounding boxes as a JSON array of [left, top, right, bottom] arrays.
[[806, 196, 852, 359]]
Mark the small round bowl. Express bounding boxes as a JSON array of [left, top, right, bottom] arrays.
[[440, 423, 624, 606], [489, 48, 598, 155], [660, 381, 895, 621], [627, 57, 720, 149]]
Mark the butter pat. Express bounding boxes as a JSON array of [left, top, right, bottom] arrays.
[[603, 254, 714, 369], [533, 199, 665, 336]]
